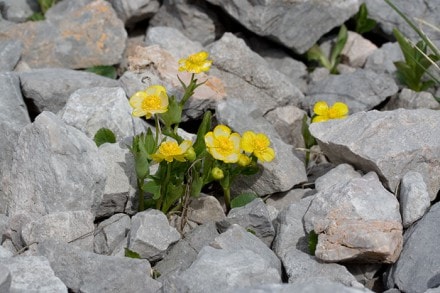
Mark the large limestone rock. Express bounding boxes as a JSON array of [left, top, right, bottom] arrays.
[[205, 0, 360, 54], [3, 111, 106, 217], [309, 109, 440, 200], [304, 172, 403, 263]]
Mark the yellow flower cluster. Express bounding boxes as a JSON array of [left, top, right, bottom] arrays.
[[204, 125, 275, 164], [129, 85, 169, 119], [151, 140, 193, 163], [178, 51, 213, 73], [312, 101, 349, 123]]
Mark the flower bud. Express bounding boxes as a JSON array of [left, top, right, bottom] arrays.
[[238, 153, 252, 167], [211, 167, 224, 180], [184, 147, 196, 162]]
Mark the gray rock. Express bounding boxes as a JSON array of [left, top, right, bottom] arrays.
[[0, 265, 11, 293], [233, 279, 373, 293], [217, 198, 275, 247], [154, 222, 219, 279], [2, 213, 36, 252], [365, 0, 440, 46], [1, 256, 67, 292], [3, 111, 106, 217], [213, 224, 282, 275], [307, 69, 399, 113], [108, 0, 159, 26], [187, 195, 225, 224], [266, 189, 312, 215], [21, 210, 95, 252], [383, 88, 440, 111], [94, 213, 130, 255], [0, 246, 13, 258], [96, 143, 137, 219], [0, 214, 7, 235], [19, 68, 119, 114], [0, 39, 22, 71], [340, 31, 377, 68], [309, 109, 440, 200], [304, 172, 403, 263], [37, 239, 161, 293], [208, 33, 304, 114], [399, 171, 431, 228], [216, 99, 307, 195], [128, 209, 180, 261], [386, 202, 440, 292], [315, 163, 362, 192], [205, 0, 360, 54], [60, 87, 147, 140], [145, 26, 204, 59], [0, 0, 127, 69], [265, 105, 307, 148], [149, 0, 217, 45], [364, 42, 403, 75], [0, 0, 39, 22], [0, 73, 30, 214], [177, 246, 281, 292]]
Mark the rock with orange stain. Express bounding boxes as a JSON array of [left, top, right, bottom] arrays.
[[0, 0, 126, 69], [121, 45, 226, 120]]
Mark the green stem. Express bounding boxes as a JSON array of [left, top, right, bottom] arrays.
[[154, 115, 161, 145], [157, 163, 172, 212], [137, 178, 145, 212], [223, 186, 231, 213]]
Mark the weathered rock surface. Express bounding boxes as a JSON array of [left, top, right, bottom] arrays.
[[0, 39, 22, 71], [108, 0, 159, 26], [94, 213, 130, 255], [309, 109, 440, 200], [0, 0, 127, 69], [3, 111, 106, 217], [205, 0, 360, 54]]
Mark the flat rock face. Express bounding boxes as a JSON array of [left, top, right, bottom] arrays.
[[0, 0, 127, 69], [304, 172, 403, 263], [3, 111, 106, 217], [205, 0, 360, 54], [309, 109, 440, 200]]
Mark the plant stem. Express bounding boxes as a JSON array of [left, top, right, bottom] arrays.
[[137, 178, 145, 212], [154, 115, 161, 144], [223, 186, 231, 213]]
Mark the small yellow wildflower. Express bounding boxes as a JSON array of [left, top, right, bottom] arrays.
[[237, 153, 252, 167], [204, 125, 241, 163], [178, 51, 213, 73], [129, 85, 169, 119], [152, 140, 193, 163], [211, 167, 224, 180], [241, 131, 275, 163], [312, 101, 349, 123]]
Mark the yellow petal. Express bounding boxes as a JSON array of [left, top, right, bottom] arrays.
[[204, 132, 215, 148], [213, 125, 231, 138], [230, 133, 242, 152], [259, 147, 275, 162], [179, 140, 193, 153], [331, 102, 349, 117], [312, 115, 329, 123], [132, 108, 148, 117], [241, 131, 255, 153], [145, 85, 166, 96], [129, 91, 147, 109], [313, 101, 329, 116], [255, 133, 271, 148]]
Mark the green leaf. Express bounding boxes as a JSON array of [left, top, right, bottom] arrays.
[[159, 95, 182, 129], [230, 193, 258, 209], [142, 180, 161, 200], [355, 3, 377, 35], [28, 12, 45, 21], [193, 111, 212, 156], [306, 44, 332, 70], [308, 231, 319, 256], [162, 183, 184, 214], [38, 0, 58, 14], [329, 24, 348, 73], [124, 248, 141, 259], [301, 115, 316, 149], [94, 128, 116, 147], [190, 173, 204, 198], [85, 65, 117, 79]]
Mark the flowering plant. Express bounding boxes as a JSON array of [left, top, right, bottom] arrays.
[[126, 51, 275, 215]]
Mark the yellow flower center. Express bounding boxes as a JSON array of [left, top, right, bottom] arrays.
[[159, 141, 181, 156], [215, 137, 234, 156], [142, 95, 161, 111]]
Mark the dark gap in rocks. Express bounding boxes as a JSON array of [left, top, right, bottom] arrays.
[[372, 95, 392, 111], [126, 18, 150, 38], [22, 96, 40, 122], [431, 189, 440, 205], [179, 117, 204, 134]]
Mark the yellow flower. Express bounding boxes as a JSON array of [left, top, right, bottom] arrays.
[[129, 85, 169, 119], [211, 167, 224, 180], [152, 140, 193, 163], [204, 125, 241, 163], [237, 153, 252, 167], [178, 51, 213, 73], [312, 101, 349, 123], [241, 131, 275, 163]]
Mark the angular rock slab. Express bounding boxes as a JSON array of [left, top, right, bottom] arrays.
[[309, 109, 440, 200], [38, 239, 161, 293], [386, 202, 440, 292], [1, 256, 67, 292], [304, 172, 402, 263], [205, 0, 360, 54], [0, 0, 127, 68], [3, 111, 106, 217], [307, 69, 398, 113]]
